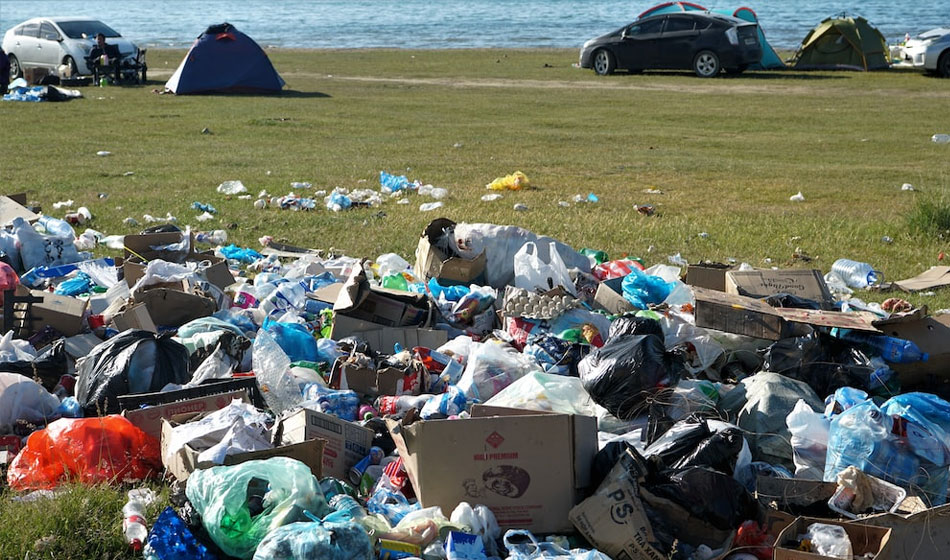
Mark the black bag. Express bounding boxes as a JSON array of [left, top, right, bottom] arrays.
[[578, 333, 677, 420], [762, 331, 879, 396], [76, 330, 191, 415]]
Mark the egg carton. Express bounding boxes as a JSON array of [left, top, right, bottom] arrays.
[[503, 286, 577, 320]]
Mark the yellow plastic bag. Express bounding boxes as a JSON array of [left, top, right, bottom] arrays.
[[486, 171, 530, 191]]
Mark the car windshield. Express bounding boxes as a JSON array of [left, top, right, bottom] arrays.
[[56, 20, 121, 40]]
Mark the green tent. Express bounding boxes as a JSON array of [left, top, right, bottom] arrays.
[[792, 16, 889, 71]]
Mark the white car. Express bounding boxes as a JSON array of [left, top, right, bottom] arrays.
[[2, 17, 141, 79], [900, 27, 950, 76]]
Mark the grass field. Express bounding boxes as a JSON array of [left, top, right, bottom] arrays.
[[2, 48, 950, 557]]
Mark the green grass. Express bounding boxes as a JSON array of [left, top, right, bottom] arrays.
[[1, 48, 950, 554]]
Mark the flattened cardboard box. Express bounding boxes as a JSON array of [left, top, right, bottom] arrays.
[[280, 406, 376, 480], [161, 416, 325, 481], [726, 269, 832, 304], [122, 389, 247, 442], [388, 405, 597, 534], [334, 268, 432, 328], [15, 285, 87, 337], [774, 516, 890, 560]]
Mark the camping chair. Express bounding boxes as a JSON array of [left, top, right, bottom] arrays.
[[117, 47, 148, 84]]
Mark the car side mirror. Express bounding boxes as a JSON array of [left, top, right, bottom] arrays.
[[44, 33, 61, 41], [621, 29, 629, 39]]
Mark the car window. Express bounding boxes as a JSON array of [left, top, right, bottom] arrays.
[[18, 23, 40, 38], [628, 18, 664, 36], [56, 20, 121, 40], [39, 22, 60, 41], [664, 17, 696, 33]]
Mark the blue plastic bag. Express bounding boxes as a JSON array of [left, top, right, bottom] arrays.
[[252, 521, 374, 560], [54, 272, 94, 296], [144, 507, 217, 560], [621, 267, 675, 309], [219, 244, 262, 264], [263, 320, 319, 363]]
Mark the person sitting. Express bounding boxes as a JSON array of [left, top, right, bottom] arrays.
[[85, 33, 120, 83]]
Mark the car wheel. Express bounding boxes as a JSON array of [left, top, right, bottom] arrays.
[[63, 56, 78, 78], [939, 51, 950, 78], [8, 54, 23, 80], [592, 49, 616, 76], [693, 50, 721, 78]]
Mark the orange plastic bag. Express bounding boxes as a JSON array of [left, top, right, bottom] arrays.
[[6, 415, 162, 491]]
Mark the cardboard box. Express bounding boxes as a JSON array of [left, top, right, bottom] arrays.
[[123, 254, 234, 292], [331, 314, 448, 354], [726, 269, 832, 304], [876, 313, 950, 387], [0, 195, 39, 226], [414, 219, 487, 285], [15, 286, 88, 337], [389, 405, 597, 533], [331, 361, 423, 398], [859, 503, 950, 560], [774, 517, 890, 560], [685, 263, 735, 292], [693, 287, 880, 341], [570, 449, 734, 560], [593, 276, 635, 315], [123, 389, 247, 442], [161, 416, 325, 481], [112, 302, 157, 333], [280, 406, 376, 479], [895, 266, 950, 292], [133, 284, 216, 327]]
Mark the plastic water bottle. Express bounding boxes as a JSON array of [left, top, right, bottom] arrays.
[[932, 134, 950, 144], [831, 328, 929, 364], [824, 400, 891, 482], [195, 229, 228, 245], [831, 258, 880, 288], [122, 491, 149, 551]]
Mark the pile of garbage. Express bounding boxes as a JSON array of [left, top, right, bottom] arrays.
[[3, 191, 950, 560]]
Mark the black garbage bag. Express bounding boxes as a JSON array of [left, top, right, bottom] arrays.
[[762, 331, 878, 396], [764, 293, 823, 310], [608, 315, 664, 340], [1, 338, 68, 391], [648, 467, 758, 531], [643, 416, 712, 468], [669, 427, 744, 476], [76, 330, 191, 415], [579, 334, 678, 420]]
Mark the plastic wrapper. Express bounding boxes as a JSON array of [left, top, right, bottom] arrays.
[[457, 342, 542, 401], [75, 330, 191, 415], [6, 415, 161, 490], [144, 507, 217, 560], [804, 523, 852, 560], [0, 371, 62, 427], [502, 529, 611, 560], [450, 502, 501, 557], [522, 334, 587, 376], [621, 267, 675, 309], [578, 334, 679, 420], [162, 399, 272, 466], [263, 320, 318, 363], [185, 457, 330, 559], [252, 521, 374, 560]]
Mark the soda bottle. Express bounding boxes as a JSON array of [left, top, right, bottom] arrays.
[[376, 394, 432, 416], [121, 491, 150, 551]]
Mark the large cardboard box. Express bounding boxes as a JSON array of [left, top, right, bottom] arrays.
[[726, 269, 832, 304], [414, 219, 486, 286], [388, 405, 597, 533], [774, 517, 890, 560], [280, 407, 376, 479], [331, 314, 447, 354], [331, 360, 424, 398], [122, 389, 246, 442], [15, 286, 88, 337], [124, 254, 234, 292], [161, 415, 325, 481], [133, 283, 217, 327], [593, 276, 635, 315], [685, 263, 735, 292]]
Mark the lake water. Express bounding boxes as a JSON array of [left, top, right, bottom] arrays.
[[1, 0, 946, 51]]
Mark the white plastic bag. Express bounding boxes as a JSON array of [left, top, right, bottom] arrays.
[[513, 241, 576, 296], [786, 399, 830, 480], [12, 217, 82, 271], [0, 372, 62, 427]]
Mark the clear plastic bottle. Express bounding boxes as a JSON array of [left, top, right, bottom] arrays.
[[932, 134, 950, 144], [122, 492, 149, 551], [831, 258, 880, 288], [195, 229, 228, 245], [824, 400, 891, 482]]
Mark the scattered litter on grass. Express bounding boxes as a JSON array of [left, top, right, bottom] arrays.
[[419, 201, 444, 212], [96, 151, 111, 157], [53, 200, 74, 210], [217, 180, 247, 195], [513, 203, 528, 211], [790, 191, 805, 202], [487, 171, 529, 191], [481, 194, 503, 202], [901, 183, 915, 191]]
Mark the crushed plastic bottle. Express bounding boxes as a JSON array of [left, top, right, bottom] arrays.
[[418, 184, 449, 199], [481, 193, 503, 202], [419, 201, 444, 212], [932, 134, 950, 144], [290, 181, 313, 189], [195, 230, 228, 245], [122, 488, 156, 552]]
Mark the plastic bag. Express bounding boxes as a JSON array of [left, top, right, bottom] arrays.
[[6, 415, 161, 490], [621, 267, 675, 309], [263, 320, 318, 363], [514, 241, 577, 296], [786, 399, 830, 480], [252, 521, 374, 560], [824, 400, 891, 482], [503, 529, 611, 560], [0, 338, 69, 391], [12, 217, 81, 272], [75, 330, 191, 415], [0, 229, 23, 271], [457, 341, 542, 401], [144, 507, 217, 560], [0, 371, 63, 427], [648, 467, 759, 531], [804, 523, 852, 560], [450, 502, 501, 558], [0, 329, 36, 362], [185, 457, 330, 559], [578, 334, 678, 420]]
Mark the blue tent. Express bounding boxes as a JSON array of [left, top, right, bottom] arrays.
[[165, 23, 284, 94], [637, 3, 785, 70]]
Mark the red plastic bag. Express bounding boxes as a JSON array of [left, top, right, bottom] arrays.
[[6, 415, 162, 491], [592, 259, 645, 281]]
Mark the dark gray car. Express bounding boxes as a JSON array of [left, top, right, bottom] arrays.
[[579, 12, 762, 77]]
